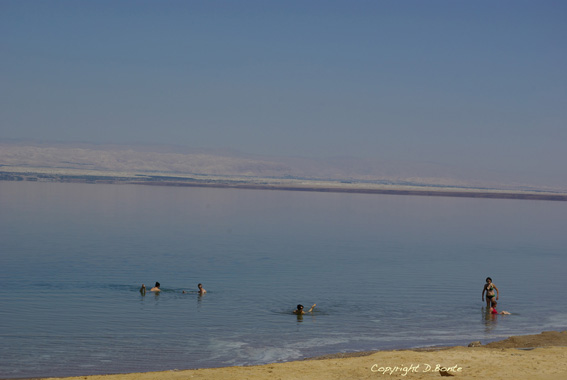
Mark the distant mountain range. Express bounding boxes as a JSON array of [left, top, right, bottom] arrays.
[[1, 139, 564, 193]]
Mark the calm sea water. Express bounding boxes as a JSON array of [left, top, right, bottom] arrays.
[[1, 181, 566, 378]]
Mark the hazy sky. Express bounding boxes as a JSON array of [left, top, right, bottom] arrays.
[[1, 1, 566, 182]]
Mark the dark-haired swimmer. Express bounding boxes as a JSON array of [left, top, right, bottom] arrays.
[[482, 277, 499, 308], [293, 304, 316, 315], [150, 282, 161, 292]]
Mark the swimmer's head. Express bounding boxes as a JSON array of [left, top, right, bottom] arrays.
[[491, 300, 497, 307], [155, 282, 160, 288], [486, 277, 492, 283], [198, 283, 203, 288], [297, 304, 304, 310]]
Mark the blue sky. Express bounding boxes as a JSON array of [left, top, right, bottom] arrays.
[[1, 1, 566, 184]]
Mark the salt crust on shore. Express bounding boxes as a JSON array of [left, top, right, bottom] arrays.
[[42, 331, 567, 380]]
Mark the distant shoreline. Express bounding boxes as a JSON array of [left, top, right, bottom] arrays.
[[138, 181, 567, 201], [2, 168, 566, 201]]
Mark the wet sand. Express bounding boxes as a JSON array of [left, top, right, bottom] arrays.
[[42, 331, 567, 380]]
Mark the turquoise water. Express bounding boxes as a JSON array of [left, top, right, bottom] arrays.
[[1, 181, 566, 378]]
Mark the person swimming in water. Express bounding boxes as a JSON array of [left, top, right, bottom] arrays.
[[198, 283, 206, 295], [140, 284, 146, 295], [482, 277, 499, 308], [150, 282, 161, 292], [489, 300, 510, 315], [293, 304, 316, 315]]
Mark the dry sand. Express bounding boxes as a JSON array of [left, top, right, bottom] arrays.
[[42, 331, 567, 380]]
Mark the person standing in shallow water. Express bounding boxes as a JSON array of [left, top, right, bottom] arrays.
[[482, 277, 499, 308]]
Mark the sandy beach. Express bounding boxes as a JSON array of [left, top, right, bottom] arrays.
[[42, 331, 567, 380]]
